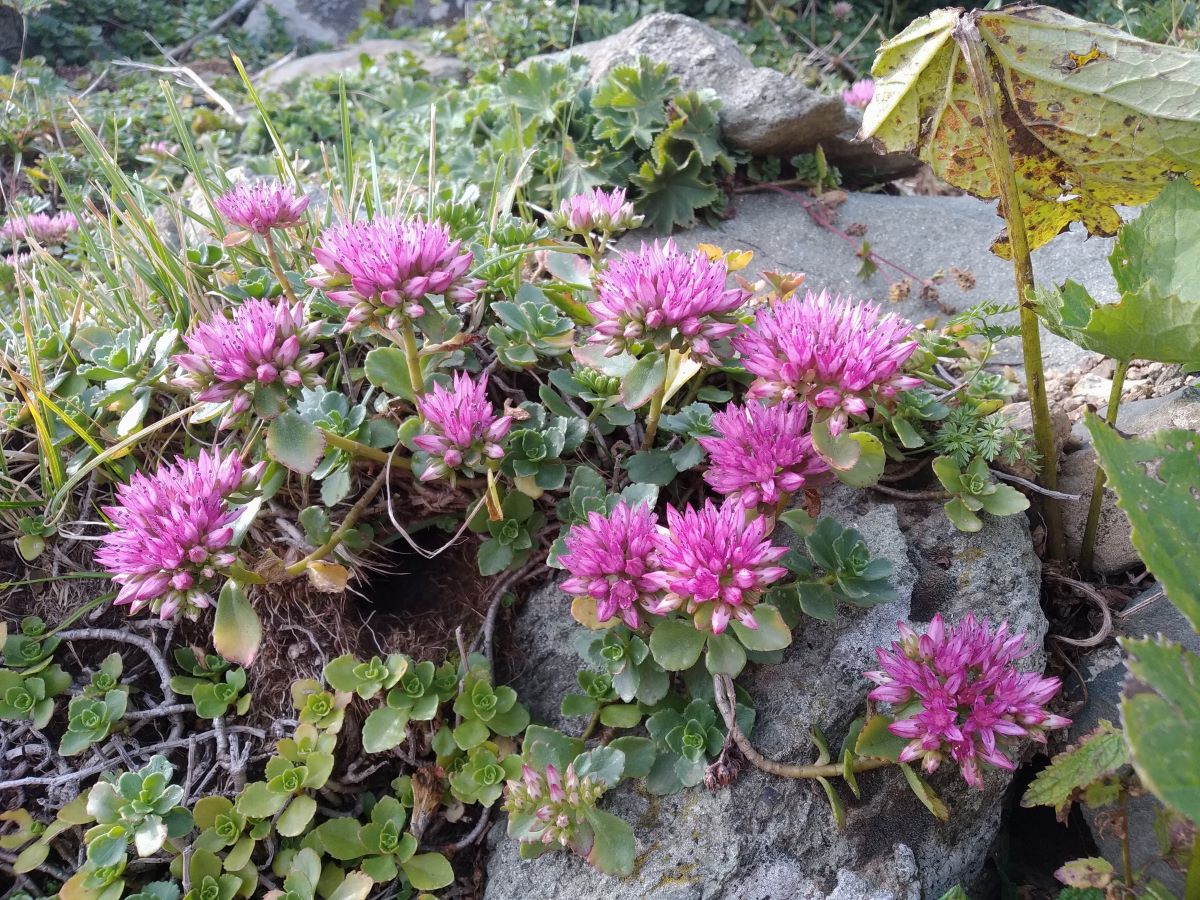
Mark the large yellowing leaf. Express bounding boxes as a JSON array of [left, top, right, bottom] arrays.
[[861, 5, 1200, 258]]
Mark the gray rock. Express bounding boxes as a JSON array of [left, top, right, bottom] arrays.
[[536, 12, 912, 174], [389, 0, 465, 27], [1068, 589, 1200, 894], [1061, 384, 1200, 573], [244, 0, 376, 46], [623, 190, 1119, 374], [488, 493, 1046, 898], [259, 38, 466, 88]]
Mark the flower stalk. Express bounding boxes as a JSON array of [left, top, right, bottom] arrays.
[[1079, 359, 1129, 572], [642, 384, 665, 449], [264, 231, 299, 305], [956, 20, 1065, 560]]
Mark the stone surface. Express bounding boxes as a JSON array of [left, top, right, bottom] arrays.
[[259, 38, 465, 88], [1067, 589, 1200, 895], [389, 0, 466, 27], [245, 0, 376, 46], [624, 190, 1119, 374], [489, 491, 1047, 898], [1060, 384, 1200, 573], [536, 12, 915, 175]]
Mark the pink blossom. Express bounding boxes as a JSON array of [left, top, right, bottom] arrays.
[[309, 215, 483, 330], [140, 140, 180, 158], [413, 372, 512, 481], [831, 1, 854, 21], [866, 614, 1071, 789], [560, 501, 672, 628], [214, 179, 309, 235], [843, 79, 875, 110], [553, 187, 642, 235], [732, 289, 922, 435], [588, 240, 749, 364], [649, 499, 788, 634], [96, 449, 264, 621], [699, 401, 832, 509], [173, 298, 324, 429], [0, 211, 79, 246]]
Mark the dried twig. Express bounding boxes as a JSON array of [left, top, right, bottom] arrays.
[[992, 468, 1081, 501], [711, 674, 890, 780], [1048, 574, 1115, 649], [439, 807, 492, 853]]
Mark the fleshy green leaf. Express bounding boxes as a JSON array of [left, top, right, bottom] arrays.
[[266, 411, 326, 475], [582, 807, 635, 876], [401, 852, 455, 891], [705, 632, 746, 677], [620, 352, 666, 410], [649, 618, 707, 671], [730, 605, 792, 652], [213, 581, 261, 668], [364, 347, 416, 401]]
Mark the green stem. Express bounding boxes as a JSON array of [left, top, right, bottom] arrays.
[[1079, 359, 1129, 572], [1186, 833, 1200, 900], [1119, 787, 1134, 888], [397, 316, 426, 399], [642, 385, 666, 450], [264, 231, 299, 305], [580, 707, 602, 741], [957, 21, 1065, 561], [284, 468, 389, 576], [318, 427, 410, 469]]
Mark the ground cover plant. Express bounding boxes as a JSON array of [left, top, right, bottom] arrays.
[[1, 1, 1199, 898]]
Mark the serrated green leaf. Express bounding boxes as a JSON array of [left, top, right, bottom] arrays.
[[1120, 636, 1200, 823], [631, 149, 720, 233], [1021, 720, 1129, 821], [1086, 415, 1200, 631]]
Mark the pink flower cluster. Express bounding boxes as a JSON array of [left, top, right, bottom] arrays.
[[866, 614, 1071, 789], [413, 372, 512, 482], [588, 240, 749, 364], [843, 79, 875, 110], [310, 215, 483, 330], [560, 498, 788, 634], [699, 401, 831, 509], [553, 188, 642, 235], [214, 179, 310, 235], [96, 449, 263, 620], [173, 298, 325, 428], [732, 289, 921, 435], [559, 502, 672, 628], [0, 211, 79, 246], [505, 761, 606, 851]]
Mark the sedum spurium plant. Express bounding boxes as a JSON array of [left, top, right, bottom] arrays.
[[14, 4, 1200, 891]]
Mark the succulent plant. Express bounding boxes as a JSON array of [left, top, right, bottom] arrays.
[[84, 653, 125, 698], [932, 455, 1030, 533], [361, 658, 457, 753], [310, 796, 454, 889], [774, 515, 897, 621], [487, 291, 576, 369], [290, 678, 350, 733], [646, 699, 725, 790], [191, 667, 251, 719], [84, 755, 192, 864], [451, 663, 530, 750], [0, 664, 70, 727], [576, 625, 669, 707], [449, 744, 524, 806], [61, 690, 128, 756], [324, 652, 407, 700], [504, 727, 637, 876], [499, 402, 588, 495], [2, 616, 60, 669]]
